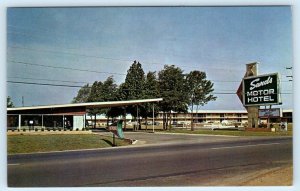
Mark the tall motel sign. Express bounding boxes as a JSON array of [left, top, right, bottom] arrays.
[[237, 62, 282, 129]]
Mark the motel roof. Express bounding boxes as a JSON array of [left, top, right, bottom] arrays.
[[7, 98, 163, 115]]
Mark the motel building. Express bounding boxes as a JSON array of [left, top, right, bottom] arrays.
[[7, 107, 293, 131], [7, 98, 292, 131], [87, 109, 292, 128]]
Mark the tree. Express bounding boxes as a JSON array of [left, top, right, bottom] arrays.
[[72, 84, 91, 103], [123, 61, 145, 100], [86, 76, 119, 127], [144, 71, 159, 99], [185, 71, 217, 131], [158, 65, 189, 130], [7, 96, 14, 108], [101, 76, 118, 101], [116, 83, 131, 130], [101, 76, 120, 124], [122, 61, 146, 130], [143, 71, 160, 130], [87, 81, 104, 128]]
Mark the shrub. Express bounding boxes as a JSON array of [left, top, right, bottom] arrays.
[[76, 128, 79, 131], [82, 128, 85, 131], [47, 128, 51, 131], [41, 128, 45, 131], [58, 128, 62, 131], [35, 128, 38, 132], [22, 128, 26, 132], [18, 129, 20, 132], [70, 128, 73, 131], [53, 128, 56, 131]]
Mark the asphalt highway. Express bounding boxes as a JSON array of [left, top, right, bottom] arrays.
[[7, 135, 292, 187]]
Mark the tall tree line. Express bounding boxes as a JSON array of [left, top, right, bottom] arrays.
[[72, 61, 216, 130]]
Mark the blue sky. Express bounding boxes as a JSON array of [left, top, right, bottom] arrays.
[[6, 6, 293, 110]]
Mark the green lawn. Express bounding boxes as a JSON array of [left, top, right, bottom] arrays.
[[166, 129, 292, 136], [157, 123, 293, 137], [7, 134, 131, 155], [166, 128, 292, 136]]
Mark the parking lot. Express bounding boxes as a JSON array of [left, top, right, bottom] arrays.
[[96, 131, 243, 145]]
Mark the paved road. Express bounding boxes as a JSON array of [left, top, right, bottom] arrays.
[[8, 134, 292, 187]]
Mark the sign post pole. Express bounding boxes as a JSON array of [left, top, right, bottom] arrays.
[[245, 63, 259, 129], [267, 105, 272, 129], [113, 134, 115, 147]]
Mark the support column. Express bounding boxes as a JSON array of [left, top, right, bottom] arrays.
[[84, 114, 86, 128], [152, 103, 155, 133], [63, 115, 65, 130], [42, 115, 44, 129], [18, 114, 21, 130], [82, 114, 86, 128], [136, 105, 139, 131], [247, 107, 259, 128]]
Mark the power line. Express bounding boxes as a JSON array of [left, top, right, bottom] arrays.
[[7, 80, 293, 95], [7, 31, 226, 68], [6, 32, 256, 71], [8, 42, 291, 76], [8, 60, 127, 76], [7, 44, 261, 73], [7, 76, 90, 84], [8, 45, 211, 71], [7, 81, 86, 88], [7, 59, 293, 84], [7, 59, 240, 82], [8, 45, 136, 64], [8, 25, 292, 75]]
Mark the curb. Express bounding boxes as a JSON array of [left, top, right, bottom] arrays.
[[150, 131, 240, 137]]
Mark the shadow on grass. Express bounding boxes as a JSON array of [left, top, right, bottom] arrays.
[[102, 139, 114, 147]]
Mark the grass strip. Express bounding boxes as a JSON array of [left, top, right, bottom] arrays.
[[166, 129, 292, 136], [8, 134, 130, 155]]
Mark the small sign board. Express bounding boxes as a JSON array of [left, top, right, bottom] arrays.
[[243, 73, 281, 106], [258, 108, 282, 118], [107, 120, 124, 139], [280, 122, 288, 131]]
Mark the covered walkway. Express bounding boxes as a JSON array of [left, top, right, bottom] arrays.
[[7, 98, 163, 131]]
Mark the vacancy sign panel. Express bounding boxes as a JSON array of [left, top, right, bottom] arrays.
[[258, 108, 282, 118]]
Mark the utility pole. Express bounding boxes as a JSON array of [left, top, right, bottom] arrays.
[[286, 67, 293, 81]]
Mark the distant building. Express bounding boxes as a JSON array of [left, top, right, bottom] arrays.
[[157, 110, 249, 124], [157, 109, 293, 126], [87, 109, 293, 127]]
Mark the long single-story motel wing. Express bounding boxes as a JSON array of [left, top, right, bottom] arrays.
[[7, 98, 163, 131]]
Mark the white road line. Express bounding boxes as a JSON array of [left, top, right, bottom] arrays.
[[210, 142, 281, 150], [8, 163, 20, 166]]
